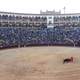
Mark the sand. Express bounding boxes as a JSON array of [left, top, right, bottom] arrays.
[[0, 46, 80, 80]]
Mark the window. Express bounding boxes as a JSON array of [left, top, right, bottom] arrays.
[[49, 17, 52, 19], [49, 21, 52, 24]]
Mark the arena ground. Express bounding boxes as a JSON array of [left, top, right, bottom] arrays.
[[0, 46, 80, 80]]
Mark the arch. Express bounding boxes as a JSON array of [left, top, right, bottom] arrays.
[[65, 38, 75, 47]]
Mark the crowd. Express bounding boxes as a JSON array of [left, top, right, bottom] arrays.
[[0, 15, 47, 28], [0, 26, 80, 49], [54, 16, 80, 27], [54, 16, 80, 21], [0, 15, 47, 21]]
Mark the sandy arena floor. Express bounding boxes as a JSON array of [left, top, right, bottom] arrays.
[[0, 46, 80, 80]]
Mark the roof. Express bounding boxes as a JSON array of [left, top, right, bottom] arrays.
[[0, 11, 80, 16]]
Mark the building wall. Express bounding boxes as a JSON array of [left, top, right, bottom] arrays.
[[0, 11, 80, 28], [47, 16, 54, 27]]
